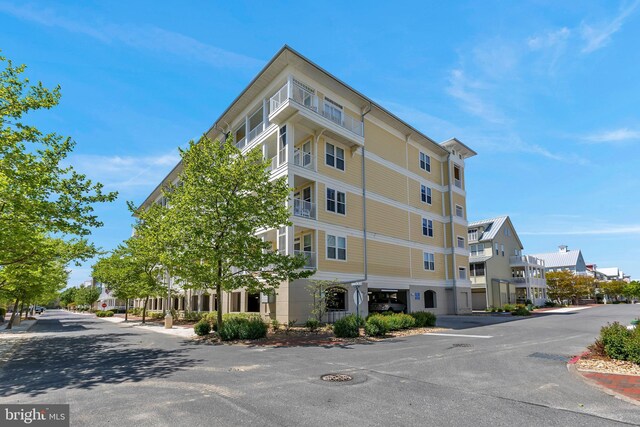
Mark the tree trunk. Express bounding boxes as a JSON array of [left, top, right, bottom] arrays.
[[18, 301, 25, 320], [124, 299, 129, 322], [6, 298, 20, 330], [216, 259, 223, 330], [142, 296, 149, 324]]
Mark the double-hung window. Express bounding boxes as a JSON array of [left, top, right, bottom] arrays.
[[327, 234, 346, 260], [324, 97, 343, 125], [326, 188, 346, 215], [325, 143, 345, 170], [420, 185, 432, 204], [419, 152, 431, 172], [457, 236, 465, 249], [422, 218, 433, 237], [455, 205, 464, 218], [423, 252, 435, 271]]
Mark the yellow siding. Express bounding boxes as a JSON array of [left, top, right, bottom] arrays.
[[363, 120, 406, 168], [407, 178, 444, 215], [317, 230, 364, 274], [408, 213, 446, 247], [410, 248, 447, 280], [453, 193, 466, 218], [366, 199, 409, 240], [316, 183, 363, 229], [364, 158, 408, 203], [317, 137, 362, 187], [407, 144, 443, 184], [367, 241, 410, 277]]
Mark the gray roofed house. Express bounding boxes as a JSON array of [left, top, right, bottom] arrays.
[[531, 245, 587, 274]]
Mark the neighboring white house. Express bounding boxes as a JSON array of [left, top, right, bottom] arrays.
[[96, 283, 125, 311], [597, 267, 631, 283], [531, 245, 587, 275], [468, 216, 547, 309]]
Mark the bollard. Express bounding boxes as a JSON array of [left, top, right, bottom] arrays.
[[164, 313, 173, 329]]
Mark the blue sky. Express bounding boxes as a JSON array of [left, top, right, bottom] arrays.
[[2, 0, 639, 283]]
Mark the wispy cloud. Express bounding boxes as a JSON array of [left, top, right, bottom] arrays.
[[521, 225, 640, 236], [581, 0, 640, 53], [528, 27, 572, 50], [584, 128, 640, 143], [380, 100, 461, 141], [68, 151, 181, 191], [0, 2, 263, 69], [446, 69, 506, 124]]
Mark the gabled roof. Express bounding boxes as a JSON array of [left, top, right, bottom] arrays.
[[531, 250, 582, 269], [598, 267, 621, 278], [468, 216, 523, 249]]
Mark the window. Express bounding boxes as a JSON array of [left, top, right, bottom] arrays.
[[326, 188, 346, 215], [501, 244, 505, 256], [231, 292, 241, 312], [504, 227, 511, 237], [459, 267, 467, 280], [457, 236, 465, 249], [325, 142, 345, 170], [470, 243, 483, 256], [453, 165, 462, 188], [423, 252, 435, 271], [326, 287, 347, 310], [420, 185, 432, 204], [419, 152, 431, 172], [279, 125, 287, 147], [424, 290, 436, 309], [495, 243, 499, 255], [455, 204, 464, 218], [324, 97, 343, 124], [235, 123, 246, 146], [422, 218, 433, 237], [327, 235, 346, 260]]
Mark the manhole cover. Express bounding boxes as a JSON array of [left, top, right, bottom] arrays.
[[528, 352, 569, 362], [321, 374, 353, 382]]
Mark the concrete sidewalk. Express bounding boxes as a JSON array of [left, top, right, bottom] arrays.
[[0, 318, 39, 365], [99, 315, 196, 338]]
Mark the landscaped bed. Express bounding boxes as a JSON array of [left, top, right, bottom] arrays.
[[575, 320, 640, 376]]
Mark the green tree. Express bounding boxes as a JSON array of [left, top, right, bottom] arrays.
[[160, 136, 313, 329], [600, 280, 626, 301], [59, 287, 77, 308], [546, 270, 577, 304], [623, 281, 640, 301], [74, 285, 100, 310], [0, 53, 116, 280], [307, 279, 341, 323]]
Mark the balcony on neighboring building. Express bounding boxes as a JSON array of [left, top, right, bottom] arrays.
[[510, 255, 545, 268], [269, 78, 364, 147]]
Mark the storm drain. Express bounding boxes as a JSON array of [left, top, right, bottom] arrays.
[[321, 374, 353, 382], [528, 352, 569, 362], [452, 343, 473, 348]]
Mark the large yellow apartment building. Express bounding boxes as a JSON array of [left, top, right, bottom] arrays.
[[136, 46, 476, 323]]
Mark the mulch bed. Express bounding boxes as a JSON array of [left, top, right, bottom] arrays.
[[192, 326, 446, 347]]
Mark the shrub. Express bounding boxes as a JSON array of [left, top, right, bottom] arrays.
[[285, 319, 296, 335], [365, 315, 388, 337], [202, 312, 218, 329], [0, 307, 6, 319], [149, 311, 165, 320], [106, 311, 114, 317], [411, 311, 436, 327], [271, 319, 280, 331], [194, 320, 212, 336], [502, 304, 516, 313], [511, 307, 531, 316], [624, 330, 640, 364], [384, 313, 415, 331], [218, 317, 268, 341], [183, 311, 204, 322], [544, 301, 557, 307], [305, 318, 320, 332], [333, 314, 361, 338], [96, 311, 114, 317], [600, 322, 631, 361]]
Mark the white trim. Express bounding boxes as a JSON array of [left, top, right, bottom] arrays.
[[423, 251, 436, 271], [326, 233, 347, 261], [325, 186, 347, 216]]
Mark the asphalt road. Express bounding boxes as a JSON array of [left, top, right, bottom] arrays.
[[0, 306, 639, 426]]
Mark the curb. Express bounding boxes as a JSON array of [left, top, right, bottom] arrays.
[[567, 353, 640, 407]]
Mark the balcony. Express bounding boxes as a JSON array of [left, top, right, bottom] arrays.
[[293, 199, 316, 219], [294, 250, 316, 269], [510, 255, 545, 267], [269, 80, 364, 146], [293, 148, 314, 170]]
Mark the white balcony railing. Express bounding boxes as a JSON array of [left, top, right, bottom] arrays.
[[266, 155, 278, 172], [510, 255, 545, 267], [293, 199, 316, 219], [293, 148, 314, 170], [248, 122, 264, 142], [236, 137, 247, 150], [269, 81, 364, 138], [294, 250, 316, 269]]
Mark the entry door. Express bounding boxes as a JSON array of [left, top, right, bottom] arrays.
[[303, 234, 312, 252]]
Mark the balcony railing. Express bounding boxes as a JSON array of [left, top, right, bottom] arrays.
[[248, 122, 264, 142], [510, 255, 545, 267], [270, 81, 364, 137], [294, 250, 316, 269], [293, 199, 316, 219], [236, 137, 247, 150], [266, 155, 278, 172], [293, 148, 314, 170]]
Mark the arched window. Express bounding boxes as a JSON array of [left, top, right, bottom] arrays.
[[424, 290, 436, 309], [326, 287, 347, 311]]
